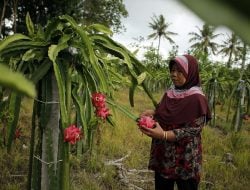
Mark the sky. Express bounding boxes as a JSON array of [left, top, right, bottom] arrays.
[[113, 0, 232, 60]]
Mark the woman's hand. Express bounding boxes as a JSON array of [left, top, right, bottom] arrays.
[[139, 122, 164, 139]]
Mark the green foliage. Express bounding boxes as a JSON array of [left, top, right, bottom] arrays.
[[0, 13, 159, 190], [140, 46, 171, 93], [218, 33, 243, 68], [25, 12, 35, 36], [1, 0, 128, 37], [179, 0, 250, 45], [0, 34, 30, 51], [188, 23, 221, 56], [6, 93, 21, 152], [0, 64, 36, 98], [81, 0, 128, 33]]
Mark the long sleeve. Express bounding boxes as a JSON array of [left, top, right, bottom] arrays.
[[172, 116, 206, 141]]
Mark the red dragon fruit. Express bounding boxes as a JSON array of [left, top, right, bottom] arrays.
[[91, 92, 106, 108], [137, 116, 156, 128], [95, 107, 110, 120], [64, 125, 82, 144]]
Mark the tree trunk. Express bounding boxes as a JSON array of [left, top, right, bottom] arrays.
[[12, 0, 18, 33], [156, 36, 161, 67], [227, 49, 233, 68], [0, 0, 8, 37]]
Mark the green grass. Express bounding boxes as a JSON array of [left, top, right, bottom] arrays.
[[201, 127, 250, 190], [0, 89, 249, 189]]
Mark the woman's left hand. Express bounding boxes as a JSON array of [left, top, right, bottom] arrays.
[[139, 122, 164, 139]]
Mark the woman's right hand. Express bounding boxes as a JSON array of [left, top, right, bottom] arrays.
[[139, 122, 164, 139]]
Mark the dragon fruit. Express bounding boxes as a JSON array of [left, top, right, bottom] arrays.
[[137, 116, 156, 128], [95, 107, 110, 120], [64, 125, 82, 144], [91, 92, 106, 108]]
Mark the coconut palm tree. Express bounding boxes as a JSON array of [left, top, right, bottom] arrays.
[[148, 14, 177, 66], [219, 33, 242, 68], [188, 23, 220, 58]]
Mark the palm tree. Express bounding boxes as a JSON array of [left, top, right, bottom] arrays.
[[148, 14, 177, 66], [188, 23, 220, 57], [219, 33, 242, 68]]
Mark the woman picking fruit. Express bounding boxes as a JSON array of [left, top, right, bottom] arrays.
[[138, 55, 211, 190]]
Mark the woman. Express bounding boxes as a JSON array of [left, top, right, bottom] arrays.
[[139, 55, 211, 190]]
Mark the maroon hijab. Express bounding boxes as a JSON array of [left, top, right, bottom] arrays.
[[154, 54, 211, 125]]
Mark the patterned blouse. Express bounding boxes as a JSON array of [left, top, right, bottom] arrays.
[[148, 116, 206, 182]]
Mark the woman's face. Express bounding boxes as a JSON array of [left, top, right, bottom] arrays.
[[170, 64, 186, 87]]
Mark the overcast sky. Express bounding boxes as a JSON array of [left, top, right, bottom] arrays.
[[113, 0, 232, 59]]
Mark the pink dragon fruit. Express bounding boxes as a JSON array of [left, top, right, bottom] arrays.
[[95, 107, 110, 120], [64, 125, 82, 144], [91, 92, 106, 108], [137, 116, 156, 128]]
